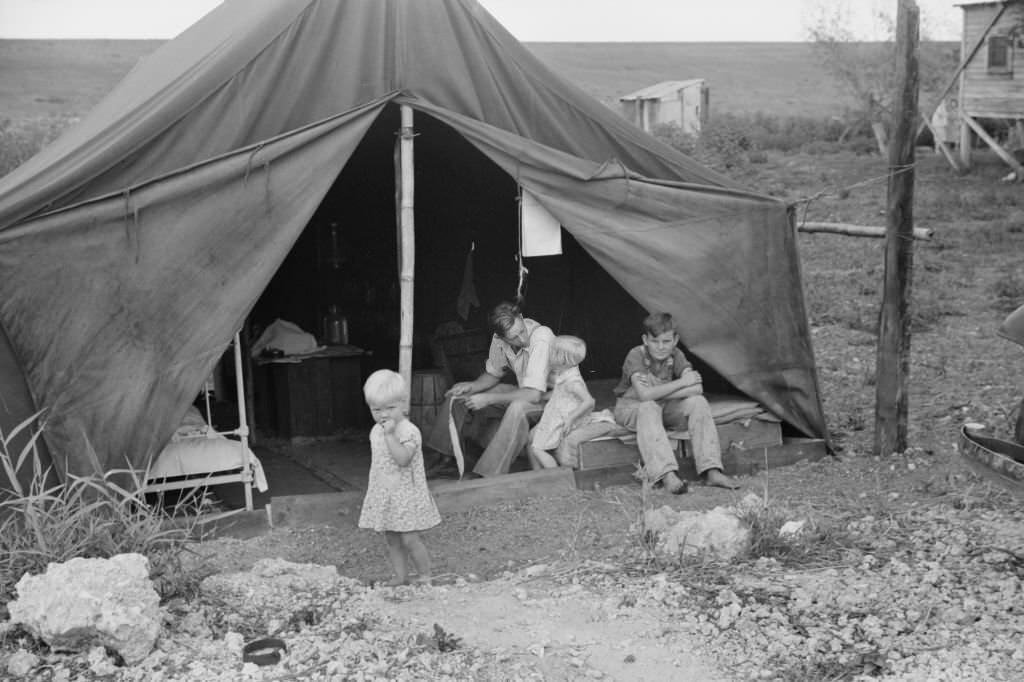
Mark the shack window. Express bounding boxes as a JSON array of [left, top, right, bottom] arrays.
[[988, 36, 1013, 75]]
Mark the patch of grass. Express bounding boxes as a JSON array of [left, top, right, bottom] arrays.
[[0, 414, 211, 604], [0, 116, 75, 177], [652, 112, 873, 173], [736, 500, 861, 567], [988, 271, 1024, 313]]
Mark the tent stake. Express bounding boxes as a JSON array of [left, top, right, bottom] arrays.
[[398, 105, 416, 400]]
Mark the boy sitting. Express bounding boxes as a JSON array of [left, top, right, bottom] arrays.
[[613, 312, 738, 492]]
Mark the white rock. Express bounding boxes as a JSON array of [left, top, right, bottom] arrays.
[[779, 520, 808, 538], [88, 645, 118, 676], [6, 649, 39, 677], [8, 553, 161, 664], [224, 631, 245, 656], [644, 505, 751, 560]]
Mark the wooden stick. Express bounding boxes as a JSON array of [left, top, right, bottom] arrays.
[[398, 106, 415, 397], [962, 114, 1024, 179], [874, 0, 919, 457], [233, 332, 254, 512], [798, 221, 932, 240]]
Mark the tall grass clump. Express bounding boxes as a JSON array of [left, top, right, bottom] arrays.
[[736, 499, 859, 566], [0, 415, 211, 605], [0, 116, 76, 178], [653, 112, 874, 171]]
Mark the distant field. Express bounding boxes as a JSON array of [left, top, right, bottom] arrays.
[[0, 39, 957, 123], [528, 42, 850, 117], [0, 40, 161, 120]]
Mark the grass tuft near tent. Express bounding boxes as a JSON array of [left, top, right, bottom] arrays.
[[0, 415, 212, 606]]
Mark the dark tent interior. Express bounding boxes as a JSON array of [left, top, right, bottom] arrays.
[[224, 105, 744, 441]]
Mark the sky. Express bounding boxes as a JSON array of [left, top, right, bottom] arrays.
[[0, 0, 963, 42]]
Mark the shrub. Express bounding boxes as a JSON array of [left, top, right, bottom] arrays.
[[0, 415, 211, 604], [652, 112, 875, 172], [736, 499, 858, 566], [989, 271, 1024, 313]]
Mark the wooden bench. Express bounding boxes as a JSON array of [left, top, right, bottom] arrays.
[[568, 380, 822, 490]]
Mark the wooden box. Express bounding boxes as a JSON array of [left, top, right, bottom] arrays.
[[255, 348, 367, 440], [716, 418, 783, 450]]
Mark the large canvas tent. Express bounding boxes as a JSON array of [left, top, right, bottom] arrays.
[[0, 0, 827, 480]]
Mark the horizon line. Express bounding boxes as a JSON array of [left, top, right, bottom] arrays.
[[0, 36, 961, 44]]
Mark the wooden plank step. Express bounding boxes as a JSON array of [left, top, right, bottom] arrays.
[[268, 468, 579, 526], [270, 490, 365, 527], [428, 468, 577, 512], [575, 437, 829, 490], [719, 437, 828, 477]]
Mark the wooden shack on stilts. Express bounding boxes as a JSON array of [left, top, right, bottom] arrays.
[[926, 0, 1024, 179]]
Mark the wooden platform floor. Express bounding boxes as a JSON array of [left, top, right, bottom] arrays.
[[204, 433, 827, 537]]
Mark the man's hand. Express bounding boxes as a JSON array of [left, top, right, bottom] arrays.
[[446, 382, 475, 398], [680, 368, 703, 389], [462, 393, 493, 411]]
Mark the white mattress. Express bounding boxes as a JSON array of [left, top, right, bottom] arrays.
[[149, 432, 268, 493]]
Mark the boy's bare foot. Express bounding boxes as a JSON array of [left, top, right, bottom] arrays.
[[412, 575, 433, 586], [662, 471, 689, 495], [383, 577, 408, 587], [703, 468, 739, 489]]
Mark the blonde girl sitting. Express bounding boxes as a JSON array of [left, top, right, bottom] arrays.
[[528, 336, 596, 469], [358, 369, 441, 586]]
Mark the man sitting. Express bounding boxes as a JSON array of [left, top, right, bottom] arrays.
[[425, 301, 553, 477]]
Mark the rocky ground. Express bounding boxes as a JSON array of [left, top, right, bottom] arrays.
[[5, 447, 1023, 681]]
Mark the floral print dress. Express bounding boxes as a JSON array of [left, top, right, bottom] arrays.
[[358, 419, 441, 533]]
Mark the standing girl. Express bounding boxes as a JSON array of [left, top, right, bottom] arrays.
[[528, 336, 595, 469], [358, 369, 441, 586]]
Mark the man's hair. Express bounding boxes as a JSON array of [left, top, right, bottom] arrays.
[[489, 301, 522, 338], [643, 312, 677, 337], [550, 335, 587, 367], [363, 369, 407, 404]]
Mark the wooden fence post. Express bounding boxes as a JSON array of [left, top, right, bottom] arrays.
[[874, 0, 919, 456]]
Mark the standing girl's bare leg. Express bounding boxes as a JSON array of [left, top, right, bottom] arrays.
[[383, 531, 409, 585], [529, 446, 558, 469], [401, 531, 433, 584]]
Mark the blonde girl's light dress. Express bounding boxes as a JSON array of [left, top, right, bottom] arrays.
[[358, 420, 441, 532], [531, 366, 590, 450]]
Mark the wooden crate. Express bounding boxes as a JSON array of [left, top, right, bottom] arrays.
[[577, 431, 688, 470], [716, 418, 782, 450]]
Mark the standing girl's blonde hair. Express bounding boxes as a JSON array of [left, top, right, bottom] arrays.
[[357, 369, 441, 586]]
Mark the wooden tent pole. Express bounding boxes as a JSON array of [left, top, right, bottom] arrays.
[[398, 105, 415, 398], [232, 331, 254, 511], [874, 0, 919, 457]]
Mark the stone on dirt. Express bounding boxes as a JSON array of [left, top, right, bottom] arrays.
[[7, 553, 160, 665], [643, 505, 751, 560], [6, 649, 39, 677]]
